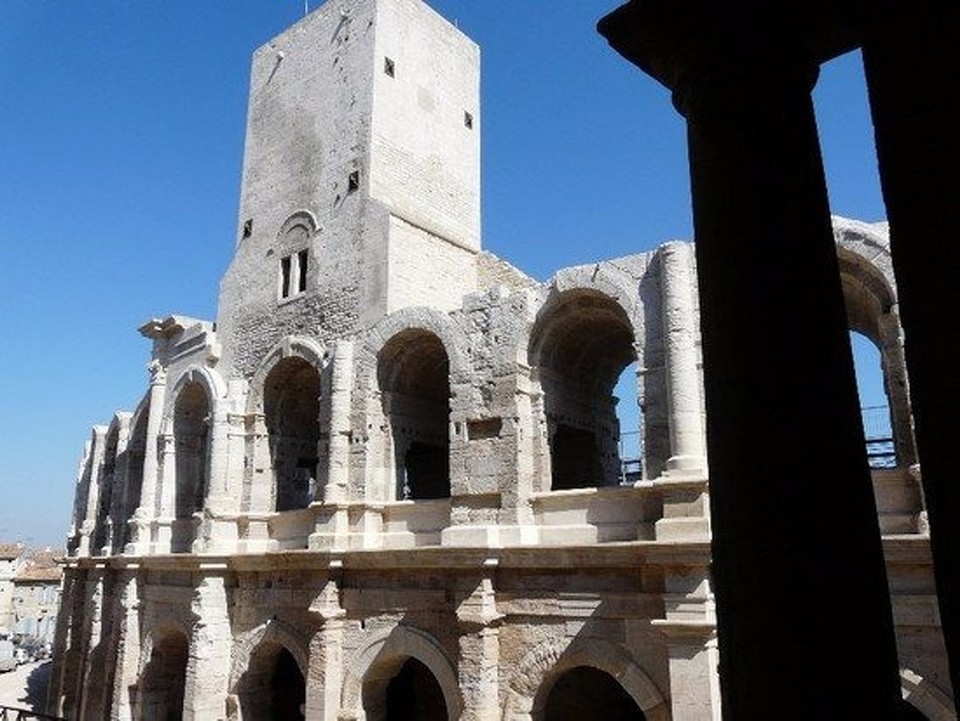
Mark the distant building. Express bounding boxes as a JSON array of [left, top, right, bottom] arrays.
[[11, 549, 62, 648], [0, 543, 25, 636]]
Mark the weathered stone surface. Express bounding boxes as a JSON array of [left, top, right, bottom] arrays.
[[49, 0, 951, 719]]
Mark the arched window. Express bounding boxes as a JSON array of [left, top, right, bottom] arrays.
[[531, 290, 636, 490], [377, 330, 451, 500], [263, 357, 322, 511]]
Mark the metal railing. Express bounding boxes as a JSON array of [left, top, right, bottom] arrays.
[[0, 707, 65, 721], [862, 405, 897, 469], [616, 405, 899, 479]]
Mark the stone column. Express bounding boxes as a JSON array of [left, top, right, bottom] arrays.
[[129, 360, 167, 554], [78, 570, 106, 720], [659, 241, 705, 476], [862, 1, 960, 710], [599, 4, 902, 715], [456, 572, 502, 721], [183, 573, 232, 721], [110, 569, 142, 721], [306, 577, 346, 721], [155, 432, 176, 553], [325, 340, 354, 503]]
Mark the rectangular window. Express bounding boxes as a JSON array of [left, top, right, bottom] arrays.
[[280, 255, 292, 298], [280, 249, 309, 301], [298, 249, 309, 293]]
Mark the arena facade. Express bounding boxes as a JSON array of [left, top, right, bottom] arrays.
[[48, 0, 953, 718]]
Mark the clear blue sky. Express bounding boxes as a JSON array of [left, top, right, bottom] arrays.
[[0, 1, 888, 548]]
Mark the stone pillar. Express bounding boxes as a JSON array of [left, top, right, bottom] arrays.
[[199, 408, 238, 553], [154, 432, 176, 553], [456, 572, 502, 721], [325, 340, 354, 504], [862, 4, 960, 711], [110, 570, 142, 721], [599, 4, 902, 716], [129, 360, 168, 554], [306, 577, 346, 721], [659, 242, 705, 476], [78, 570, 106, 720], [183, 574, 232, 721]]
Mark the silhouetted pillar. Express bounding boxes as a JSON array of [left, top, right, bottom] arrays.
[[599, 3, 903, 717], [862, 0, 960, 711]]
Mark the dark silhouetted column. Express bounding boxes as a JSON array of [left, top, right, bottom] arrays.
[[599, 2, 903, 717], [862, 0, 960, 713]]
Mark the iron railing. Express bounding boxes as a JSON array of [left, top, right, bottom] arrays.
[[0, 707, 64, 721], [616, 405, 899, 481]]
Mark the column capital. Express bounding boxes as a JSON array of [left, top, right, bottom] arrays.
[[599, 1, 860, 88]]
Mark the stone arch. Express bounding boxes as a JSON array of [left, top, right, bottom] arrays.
[[163, 366, 227, 425], [359, 309, 469, 502], [833, 216, 915, 467], [278, 210, 319, 245], [503, 635, 667, 721], [230, 620, 311, 720], [527, 285, 640, 491], [900, 668, 957, 721], [247, 336, 328, 415], [247, 336, 330, 512], [341, 625, 462, 721], [360, 307, 471, 384], [137, 619, 191, 721]]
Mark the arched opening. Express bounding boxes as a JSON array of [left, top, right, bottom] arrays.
[[839, 246, 904, 468], [850, 330, 896, 468], [614, 361, 642, 483], [171, 381, 210, 552], [138, 629, 188, 721], [93, 426, 120, 554], [359, 656, 447, 721], [378, 330, 450, 500], [118, 409, 147, 553], [237, 644, 306, 720], [531, 290, 636, 490], [263, 357, 321, 511], [541, 666, 645, 721]]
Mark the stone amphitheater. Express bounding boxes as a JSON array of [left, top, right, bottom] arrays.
[[47, 0, 953, 719]]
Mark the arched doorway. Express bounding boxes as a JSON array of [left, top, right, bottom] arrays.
[[172, 380, 210, 552], [377, 330, 451, 500], [541, 666, 645, 721], [531, 290, 637, 490], [263, 357, 322, 511], [238, 644, 306, 720], [138, 629, 188, 721]]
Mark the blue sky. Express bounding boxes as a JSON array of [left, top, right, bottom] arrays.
[[0, 1, 888, 548]]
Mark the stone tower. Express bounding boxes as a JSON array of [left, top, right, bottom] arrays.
[[217, 0, 480, 377]]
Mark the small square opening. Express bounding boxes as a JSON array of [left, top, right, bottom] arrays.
[[384, 57, 395, 77], [464, 111, 473, 129]]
